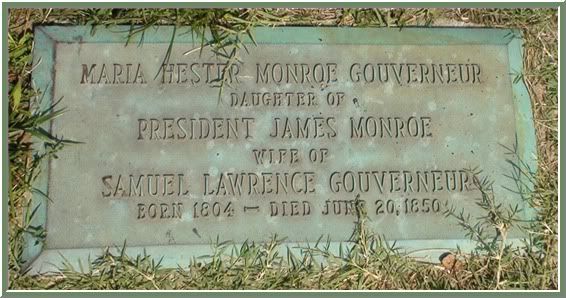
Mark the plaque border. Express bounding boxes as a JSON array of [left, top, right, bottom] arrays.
[[23, 26, 538, 275]]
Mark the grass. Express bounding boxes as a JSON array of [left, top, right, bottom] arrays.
[[7, 8, 558, 290]]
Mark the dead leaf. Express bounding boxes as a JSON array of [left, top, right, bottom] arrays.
[[440, 253, 464, 273]]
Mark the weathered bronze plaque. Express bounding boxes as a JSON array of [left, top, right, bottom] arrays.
[[24, 26, 537, 273]]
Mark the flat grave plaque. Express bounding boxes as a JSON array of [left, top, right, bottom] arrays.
[[24, 26, 537, 274]]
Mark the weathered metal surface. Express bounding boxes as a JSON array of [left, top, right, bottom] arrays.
[[24, 26, 537, 274]]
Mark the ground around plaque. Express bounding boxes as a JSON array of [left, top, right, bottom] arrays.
[[8, 8, 558, 290]]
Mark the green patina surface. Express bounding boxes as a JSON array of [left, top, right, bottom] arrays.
[[24, 26, 537, 274]]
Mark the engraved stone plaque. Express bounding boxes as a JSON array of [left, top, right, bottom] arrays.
[[24, 26, 537, 273]]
